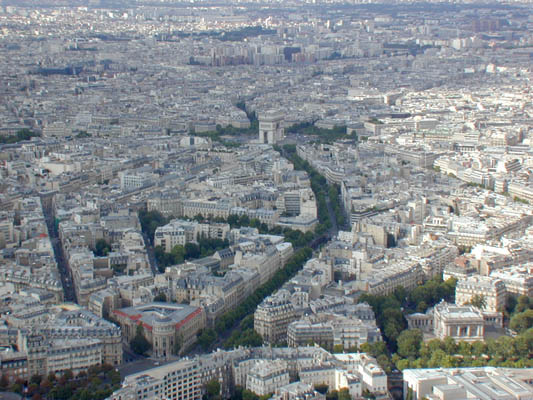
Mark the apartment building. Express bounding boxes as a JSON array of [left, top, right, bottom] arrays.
[[254, 291, 297, 344], [455, 276, 507, 312], [490, 265, 533, 297], [246, 360, 290, 396], [154, 219, 229, 252]]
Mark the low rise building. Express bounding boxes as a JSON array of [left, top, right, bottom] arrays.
[[246, 360, 290, 396], [403, 367, 533, 400], [406, 301, 503, 343]]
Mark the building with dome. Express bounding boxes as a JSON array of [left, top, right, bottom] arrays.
[[113, 302, 206, 359]]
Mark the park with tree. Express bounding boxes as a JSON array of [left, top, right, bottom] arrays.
[[0, 364, 121, 400]]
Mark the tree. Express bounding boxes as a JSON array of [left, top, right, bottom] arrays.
[[9, 382, 22, 394], [0, 375, 8, 389], [384, 321, 402, 344], [130, 325, 151, 355], [443, 336, 457, 354], [338, 388, 351, 400], [39, 378, 52, 393], [94, 239, 111, 257], [0, 128, 40, 144], [198, 329, 217, 351], [315, 384, 328, 394], [397, 329, 423, 359], [63, 369, 74, 381], [333, 344, 344, 353], [75, 130, 91, 138], [30, 374, 42, 385], [171, 245, 186, 262], [416, 301, 428, 313], [362, 389, 376, 399], [154, 292, 167, 302], [185, 242, 201, 259], [109, 369, 121, 386], [206, 379, 221, 400], [242, 389, 259, 400], [326, 390, 338, 400], [138, 209, 169, 244], [174, 333, 183, 356], [510, 309, 533, 333], [515, 295, 532, 313], [467, 294, 487, 310], [506, 295, 518, 314]]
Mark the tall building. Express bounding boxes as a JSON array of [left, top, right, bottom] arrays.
[[110, 359, 201, 400], [406, 301, 503, 343]]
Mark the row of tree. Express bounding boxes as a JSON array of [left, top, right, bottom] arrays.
[[191, 107, 259, 145], [0, 128, 40, 144], [285, 122, 355, 143], [138, 209, 169, 245], [197, 247, 313, 351], [172, 26, 276, 42], [281, 144, 333, 235], [154, 237, 229, 270], [329, 184, 348, 229], [194, 214, 318, 249], [223, 315, 263, 349], [0, 363, 121, 400]]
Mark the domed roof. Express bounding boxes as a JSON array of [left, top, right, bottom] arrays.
[[155, 314, 172, 323]]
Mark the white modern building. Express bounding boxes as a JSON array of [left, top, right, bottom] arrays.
[[403, 367, 533, 400], [110, 359, 201, 400]]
